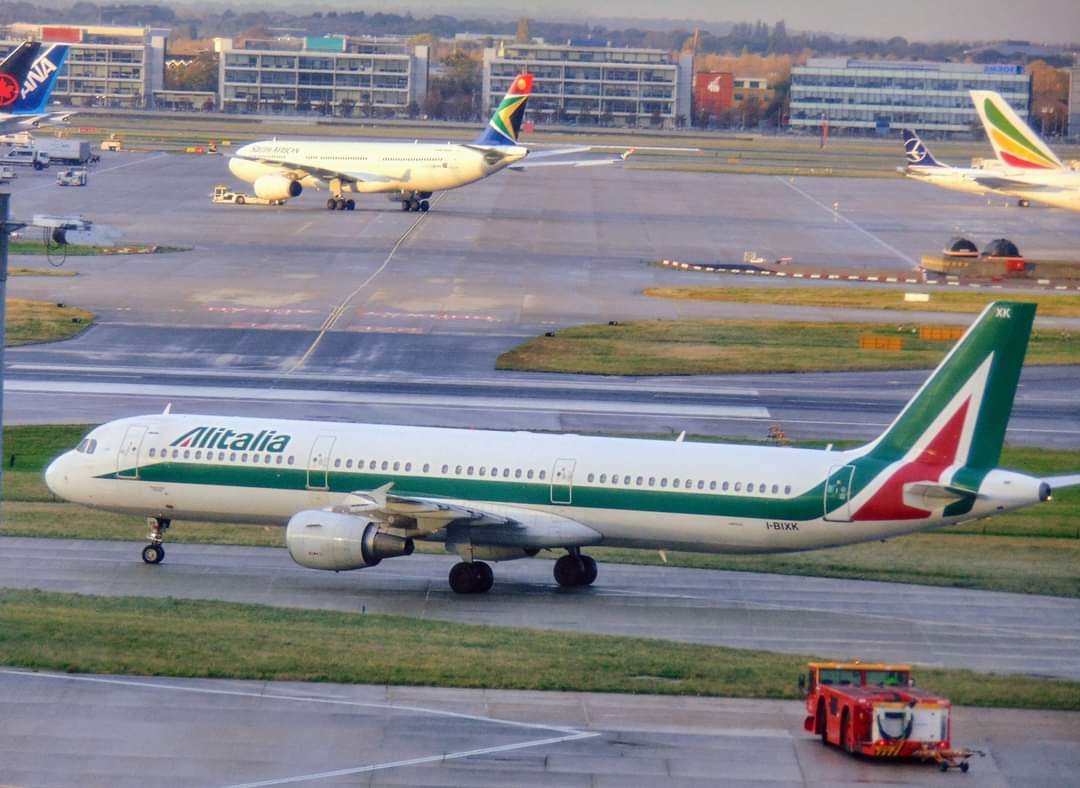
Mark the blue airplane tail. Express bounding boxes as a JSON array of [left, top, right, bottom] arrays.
[[0, 42, 69, 116], [902, 128, 944, 168]]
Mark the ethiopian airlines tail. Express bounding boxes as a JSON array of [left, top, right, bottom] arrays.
[[0, 42, 69, 121], [901, 129, 947, 169], [970, 90, 1063, 171], [472, 73, 533, 146]]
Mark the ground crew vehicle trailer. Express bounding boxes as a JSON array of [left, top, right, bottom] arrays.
[[801, 662, 981, 772], [211, 184, 283, 206]]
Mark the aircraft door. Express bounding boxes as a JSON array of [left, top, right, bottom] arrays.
[[307, 435, 336, 490], [550, 458, 576, 504], [823, 464, 856, 522], [116, 425, 147, 479]]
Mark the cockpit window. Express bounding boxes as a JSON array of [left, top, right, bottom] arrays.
[[76, 439, 89, 453], [76, 439, 98, 454], [87, 439, 97, 454]]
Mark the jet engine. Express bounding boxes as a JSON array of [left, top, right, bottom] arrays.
[[286, 511, 414, 571], [253, 174, 302, 201]]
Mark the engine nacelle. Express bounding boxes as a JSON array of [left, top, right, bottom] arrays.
[[286, 510, 414, 571], [253, 174, 302, 201]]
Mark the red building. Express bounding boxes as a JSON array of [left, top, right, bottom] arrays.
[[693, 71, 734, 117]]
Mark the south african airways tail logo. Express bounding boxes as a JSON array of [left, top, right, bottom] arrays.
[[171, 426, 292, 453]]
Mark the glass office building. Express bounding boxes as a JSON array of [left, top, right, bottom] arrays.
[[790, 58, 1031, 135], [482, 43, 692, 128]]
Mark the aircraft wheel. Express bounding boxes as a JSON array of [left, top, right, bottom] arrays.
[[419, 199, 430, 212], [336, 198, 347, 211], [473, 561, 494, 594], [400, 201, 410, 212], [449, 562, 477, 594], [345, 199, 355, 211], [580, 555, 598, 586], [409, 199, 421, 212], [817, 701, 828, 744], [235, 195, 245, 205], [553, 554, 584, 587], [1018, 199, 1031, 208], [841, 710, 853, 754], [142, 544, 165, 565], [327, 198, 338, 210], [960, 762, 969, 773]]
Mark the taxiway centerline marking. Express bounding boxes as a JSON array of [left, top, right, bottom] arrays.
[[288, 192, 446, 372]]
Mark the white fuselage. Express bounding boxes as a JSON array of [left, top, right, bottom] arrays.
[[44, 414, 1043, 557], [229, 139, 528, 196], [907, 164, 1080, 211]]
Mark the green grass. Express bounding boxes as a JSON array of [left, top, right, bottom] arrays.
[[9, 267, 77, 277], [1, 589, 1077, 709], [4, 425, 1078, 598], [7, 241, 189, 256], [496, 319, 1080, 376], [645, 287, 1080, 318], [5, 299, 95, 346]]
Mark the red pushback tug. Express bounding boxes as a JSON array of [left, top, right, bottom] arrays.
[[801, 662, 981, 772]]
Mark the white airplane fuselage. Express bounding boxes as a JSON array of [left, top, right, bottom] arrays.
[[45, 413, 1044, 557], [229, 139, 527, 196]]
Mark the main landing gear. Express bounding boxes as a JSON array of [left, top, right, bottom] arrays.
[[142, 517, 170, 564], [400, 197, 430, 213], [448, 561, 494, 594], [326, 197, 355, 211], [554, 549, 598, 588]]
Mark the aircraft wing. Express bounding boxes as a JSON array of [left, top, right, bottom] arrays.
[[337, 483, 602, 547], [974, 175, 1052, 191], [241, 156, 394, 184], [1045, 473, 1080, 490], [508, 157, 624, 170]]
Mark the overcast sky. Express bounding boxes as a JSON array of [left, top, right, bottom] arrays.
[[303, 0, 1080, 43]]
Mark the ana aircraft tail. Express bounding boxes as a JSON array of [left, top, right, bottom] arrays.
[[970, 90, 1063, 171], [0, 42, 69, 117], [901, 129, 946, 168], [472, 73, 533, 146]]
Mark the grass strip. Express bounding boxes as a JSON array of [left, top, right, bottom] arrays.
[[1, 588, 1078, 709], [7, 241, 189, 256], [9, 267, 77, 277], [645, 287, 1080, 319], [496, 319, 1080, 376], [5, 298, 94, 346]]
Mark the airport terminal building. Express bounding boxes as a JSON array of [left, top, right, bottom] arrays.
[[482, 43, 693, 128], [789, 58, 1032, 135], [215, 36, 429, 116], [0, 22, 167, 109]]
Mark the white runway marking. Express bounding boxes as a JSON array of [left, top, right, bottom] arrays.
[[0, 669, 600, 788], [777, 176, 917, 267]]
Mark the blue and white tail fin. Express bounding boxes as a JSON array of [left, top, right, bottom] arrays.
[[471, 74, 533, 147], [0, 42, 69, 116], [902, 129, 945, 168]]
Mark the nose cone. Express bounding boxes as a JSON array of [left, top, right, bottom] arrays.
[[44, 453, 70, 500]]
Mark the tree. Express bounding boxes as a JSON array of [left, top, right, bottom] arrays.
[[407, 101, 420, 119]]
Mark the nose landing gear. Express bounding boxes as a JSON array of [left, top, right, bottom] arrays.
[[142, 517, 170, 564]]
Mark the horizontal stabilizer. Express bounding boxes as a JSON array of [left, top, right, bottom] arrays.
[[903, 482, 977, 511], [1044, 473, 1080, 490]]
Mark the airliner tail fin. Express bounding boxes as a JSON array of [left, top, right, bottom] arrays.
[[472, 73, 533, 146]]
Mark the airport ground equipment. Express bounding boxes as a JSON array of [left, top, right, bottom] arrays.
[[0, 166, 15, 183], [100, 138, 121, 152], [211, 184, 284, 206], [34, 139, 92, 165], [3, 147, 48, 169], [802, 661, 981, 772], [56, 168, 87, 187]]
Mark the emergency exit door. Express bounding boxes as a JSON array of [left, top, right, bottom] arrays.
[[823, 464, 856, 521]]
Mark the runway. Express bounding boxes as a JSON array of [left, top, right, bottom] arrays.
[[5, 669, 1078, 787], [3, 537, 1079, 680]]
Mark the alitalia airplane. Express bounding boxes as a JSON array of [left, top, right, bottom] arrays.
[[968, 89, 1080, 212], [45, 302, 1079, 594], [227, 73, 621, 212], [0, 42, 71, 132]]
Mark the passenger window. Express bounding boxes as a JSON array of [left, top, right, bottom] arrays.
[[709, 481, 716, 490], [539, 471, 546, 480], [422, 463, 430, 473], [455, 465, 462, 475], [467, 466, 475, 476], [673, 479, 680, 488], [527, 470, 534, 480], [746, 483, 753, 493], [599, 474, 607, 483], [381, 461, 388, 471], [502, 468, 510, 478], [393, 461, 400, 471], [490, 467, 497, 476], [515, 469, 522, 478], [369, 461, 376, 470], [346, 459, 353, 469], [649, 477, 655, 486], [183, 450, 190, 459], [686, 479, 692, 488], [623, 475, 630, 485], [479, 467, 486, 477], [275, 455, 282, 465], [288, 456, 295, 466], [734, 482, 742, 492], [660, 478, 668, 488], [698, 480, 705, 490], [334, 458, 341, 468], [195, 451, 202, 460], [148, 448, 156, 458], [772, 484, 779, 494], [230, 453, 237, 462], [722, 481, 729, 491], [785, 485, 792, 495], [405, 462, 412, 472], [587, 473, 595, 482], [241, 454, 248, 463], [172, 449, 179, 459], [636, 476, 643, 486], [441, 464, 448, 474]]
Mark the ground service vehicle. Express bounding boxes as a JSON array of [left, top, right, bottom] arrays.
[[211, 184, 282, 206], [802, 662, 980, 772], [100, 138, 121, 152], [0, 165, 16, 182], [35, 139, 92, 165], [3, 147, 49, 169], [56, 168, 87, 187]]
